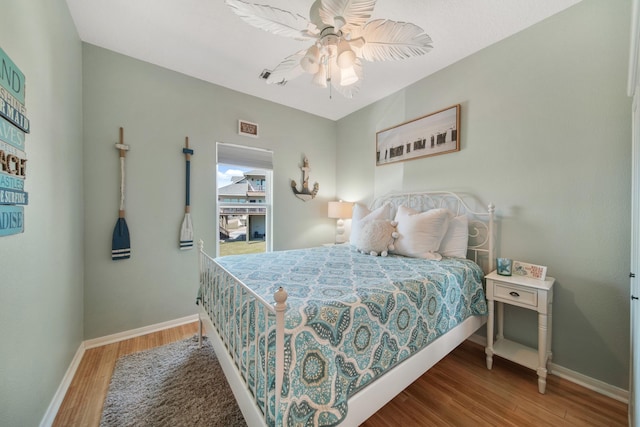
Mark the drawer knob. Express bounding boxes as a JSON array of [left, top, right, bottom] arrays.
[[509, 291, 520, 297]]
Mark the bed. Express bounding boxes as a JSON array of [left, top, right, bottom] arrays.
[[197, 191, 495, 426]]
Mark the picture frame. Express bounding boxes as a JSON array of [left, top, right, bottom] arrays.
[[376, 104, 460, 166], [238, 120, 258, 138], [512, 260, 548, 281]]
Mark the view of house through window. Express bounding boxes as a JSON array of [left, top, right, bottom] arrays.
[[216, 142, 273, 256], [217, 164, 269, 256], [216, 143, 273, 257]]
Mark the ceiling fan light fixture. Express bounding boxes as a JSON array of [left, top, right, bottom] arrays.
[[339, 65, 358, 86], [225, 0, 433, 98], [322, 35, 339, 54], [337, 40, 356, 69], [300, 45, 321, 74], [312, 63, 328, 88]]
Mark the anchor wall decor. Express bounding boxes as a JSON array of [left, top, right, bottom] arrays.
[[291, 156, 319, 202]]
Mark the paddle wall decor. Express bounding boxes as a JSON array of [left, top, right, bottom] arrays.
[[0, 47, 30, 237], [111, 127, 131, 260], [179, 136, 194, 250]]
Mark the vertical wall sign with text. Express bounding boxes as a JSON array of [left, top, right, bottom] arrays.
[[0, 47, 28, 236]]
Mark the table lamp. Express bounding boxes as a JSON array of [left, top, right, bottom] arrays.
[[328, 200, 353, 244]]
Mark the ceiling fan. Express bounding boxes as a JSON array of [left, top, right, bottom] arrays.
[[225, 0, 433, 99]]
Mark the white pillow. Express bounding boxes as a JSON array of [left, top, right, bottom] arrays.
[[439, 213, 469, 258], [355, 219, 399, 256], [392, 206, 450, 260], [350, 203, 391, 246]]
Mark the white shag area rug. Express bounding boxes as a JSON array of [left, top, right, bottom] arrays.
[[100, 335, 246, 427]]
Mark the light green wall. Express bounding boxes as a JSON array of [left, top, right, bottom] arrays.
[[0, 0, 84, 425], [337, 0, 632, 388], [1, 1, 633, 424], [82, 44, 337, 339]]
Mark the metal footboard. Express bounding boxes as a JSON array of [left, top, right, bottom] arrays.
[[198, 241, 287, 426]]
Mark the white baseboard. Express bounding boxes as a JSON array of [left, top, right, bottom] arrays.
[[550, 363, 629, 403], [39, 343, 85, 427], [84, 314, 199, 349], [40, 314, 200, 426], [39, 323, 628, 426], [468, 333, 629, 404]]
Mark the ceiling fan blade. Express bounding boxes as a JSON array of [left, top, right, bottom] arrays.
[[319, 0, 376, 33], [329, 57, 363, 99], [266, 50, 306, 85], [226, 0, 316, 41], [358, 19, 433, 62]]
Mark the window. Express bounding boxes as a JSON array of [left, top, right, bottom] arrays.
[[216, 143, 273, 256]]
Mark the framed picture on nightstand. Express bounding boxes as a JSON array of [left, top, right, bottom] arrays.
[[512, 260, 547, 280]]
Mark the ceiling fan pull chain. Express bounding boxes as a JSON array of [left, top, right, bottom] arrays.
[[328, 61, 332, 99]]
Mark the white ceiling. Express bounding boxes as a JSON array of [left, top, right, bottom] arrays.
[[65, 0, 582, 121]]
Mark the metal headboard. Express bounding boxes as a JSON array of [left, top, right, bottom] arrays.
[[369, 191, 496, 274]]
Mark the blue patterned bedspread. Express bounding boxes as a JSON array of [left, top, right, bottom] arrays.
[[208, 244, 487, 426]]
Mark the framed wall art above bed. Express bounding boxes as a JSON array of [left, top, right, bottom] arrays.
[[376, 104, 460, 166], [196, 190, 495, 426]]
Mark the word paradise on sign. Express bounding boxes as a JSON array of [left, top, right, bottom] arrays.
[[0, 47, 27, 237], [0, 204, 23, 236]]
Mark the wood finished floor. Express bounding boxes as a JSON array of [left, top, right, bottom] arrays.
[[54, 322, 628, 426], [53, 322, 200, 427]]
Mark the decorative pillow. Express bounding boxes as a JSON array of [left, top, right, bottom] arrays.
[[355, 219, 399, 256], [439, 213, 469, 258], [392, 206, 450, 260], [350, 203, 391, 246]]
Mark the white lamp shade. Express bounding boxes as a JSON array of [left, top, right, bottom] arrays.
[[300, 45, 321, 74], [337, 40, 356, 69], [328, 201, 353, 219], [339, 66, 359, 86], [312, 63, 328, 87]]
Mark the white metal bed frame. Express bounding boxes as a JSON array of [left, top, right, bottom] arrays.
[[198, 191, 495, 426]]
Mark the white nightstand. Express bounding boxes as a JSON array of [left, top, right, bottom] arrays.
[[484, 270, 555, 394]]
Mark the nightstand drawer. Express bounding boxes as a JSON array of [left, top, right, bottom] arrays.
[[493, 281, 537, 307]]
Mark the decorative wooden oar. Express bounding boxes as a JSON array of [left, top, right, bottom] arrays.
[[180, 136, 194, 250], [112, 127, 131, 260]]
